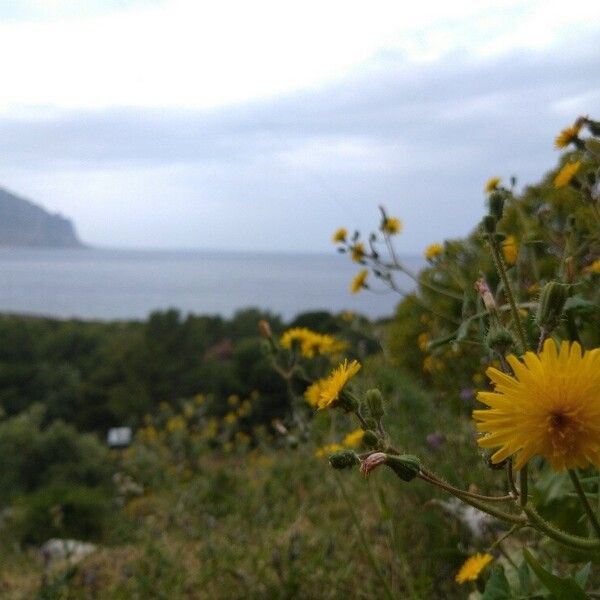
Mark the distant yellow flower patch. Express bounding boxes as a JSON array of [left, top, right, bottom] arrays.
[[280, 327, 346, 358], [351, 242, 366, 262], [502, 235, 518, 265], [342, 428, 365, 448], [315, 443, 344, 457], [484, 177, 501, 193], [317, 359, 361, 409], [553, 160, 581, 188], [332, 227, 347, 243], [586, 258, 600, 274], [381, 216, 402, 235], [554, 122, 582, 149], [424, 243, 443, 260], [455, 553, 493, 584], [351, 269, 368, 294]]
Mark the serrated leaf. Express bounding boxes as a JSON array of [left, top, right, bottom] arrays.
[[523, 549, 589, 600]]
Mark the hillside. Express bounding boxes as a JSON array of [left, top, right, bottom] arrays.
[[0, 187, 83, 247]]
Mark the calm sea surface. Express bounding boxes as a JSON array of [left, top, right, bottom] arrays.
[[0, 248, 424, 321]]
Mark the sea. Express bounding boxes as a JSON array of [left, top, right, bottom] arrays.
[[0, 248, 424, 321]]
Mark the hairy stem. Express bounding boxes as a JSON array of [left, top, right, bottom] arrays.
[[568, 469, 600, 538]]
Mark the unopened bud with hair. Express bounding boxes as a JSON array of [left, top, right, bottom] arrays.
[[485, 325, 515, 355], [359, 452, 386, 477], [488, 191, 504, 221], [258, 320, 272, 339], [359, 452, 420, 482], [362, 430, 381, 449], [329, 450, 359, 470], [474, 279, 497, 314], [482, 215, 497, 235], [536, 282, 569, 333], [365, 388, 384, 420]]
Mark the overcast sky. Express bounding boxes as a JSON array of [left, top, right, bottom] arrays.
[[0, 0, 599, 253]]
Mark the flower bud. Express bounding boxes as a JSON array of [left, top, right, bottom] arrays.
[[258, 319, 272, 339], [482, 215, 497, 235], [535, 282, 569, 332], [363, 416, 378, 430], [488, 191, 504, 221], [474, 278, 497, 314], [359, 452, 386, 477], [362, 430, 380, 449], [329, 450, 359, 470], [384, 454, 421, 482], [365, 388, 384, 420], [485, 325, 515, 355]]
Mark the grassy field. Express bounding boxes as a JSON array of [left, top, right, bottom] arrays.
[[0, 357, 497, 599]]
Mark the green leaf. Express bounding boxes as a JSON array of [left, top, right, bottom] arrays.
[[523, 549, 589, 600], [517, 560, 531, 593], [482, 566, 513, 600], [574, 563, 591, 588], [564, 296, 600, 314]]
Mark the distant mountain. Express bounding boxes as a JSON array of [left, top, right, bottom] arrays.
[[0, 187, 83, 247]]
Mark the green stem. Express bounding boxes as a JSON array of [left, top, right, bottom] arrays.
[[417, 472, 526, 525], [524, 504, 600, 550], [419, 468, 514, 503], [488, 234, 528, 352], [568, 469, 600, 538], [334, 472, 396, 600], [519, 464, 528, 508]]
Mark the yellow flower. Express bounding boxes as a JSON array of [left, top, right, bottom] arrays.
[[343, 428, 365, 448], [223, 412, 237, 426], [351, 242, 366, 262], [381, 216, 402, 235], [422, 356, 434, 372], [227, 394, 240, 407], [585, 258, 600, 274], [484, 177, 501, 193], [502, 235, 518, 265], [237, 399, 252, 417], [304, 379, 326, 408], [332, 227, 347, 243], [317, 360, 361, 409], [424, 243, 443, 260], [554, 160, 581, 188], [351, 270, 368, 294], [315, 443, 344, 457], [417, 332, 430, 352], [280, 327, 345, 358], [455, 553, 493, 584], [474, 340, 600, 471], [554, 122, 582, 149], [166, 415, 186, 433]]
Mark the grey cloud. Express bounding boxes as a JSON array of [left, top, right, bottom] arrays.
[[1, 34, 599, 171], [0, 33, 599, 251]]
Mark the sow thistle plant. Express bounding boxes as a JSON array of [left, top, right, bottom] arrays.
[[275, 116, 600, 597]]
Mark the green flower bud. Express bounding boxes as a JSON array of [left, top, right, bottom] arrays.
[[485, 325, 515, 355], [488, 191, 505, 221], [363, 417, 378, 430], [365, 388, 385, 420], [535, 282, 569, 332], [384, 454, 421, 482], [329, 450, 359, 470], [362, 430, 381, 449], [482, 215, 497, 235], [339, 391, 359, 413]]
